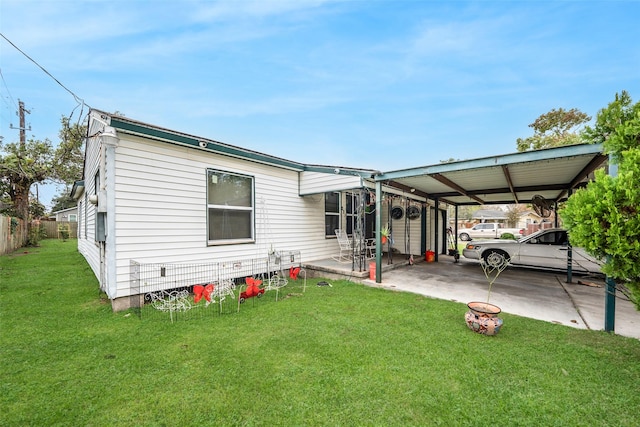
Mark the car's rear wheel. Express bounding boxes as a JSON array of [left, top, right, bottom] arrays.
[[459, 233, 470, 241], [482, 249, 510, 267]]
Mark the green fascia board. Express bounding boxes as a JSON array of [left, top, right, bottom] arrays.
[[302, 164, 378, 178], [376, 143, 604, 181], [110, 117, 305, 171]]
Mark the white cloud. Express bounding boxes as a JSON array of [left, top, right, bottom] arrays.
[[191, 0, 336, 22]]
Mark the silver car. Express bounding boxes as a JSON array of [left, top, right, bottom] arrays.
[[462, 228, 602, 274]]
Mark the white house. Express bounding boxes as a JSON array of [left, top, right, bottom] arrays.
[[73, 110, 442, 311]]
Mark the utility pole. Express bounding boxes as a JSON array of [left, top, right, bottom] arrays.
[[10, 99, 31, 147]]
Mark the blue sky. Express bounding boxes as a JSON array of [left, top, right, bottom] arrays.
[[1, 0, 639, 209]]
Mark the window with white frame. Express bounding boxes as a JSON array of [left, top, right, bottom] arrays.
[[324, 192, 340, 237], [207, 169, 254, 244], [345, 192, 362, 236]]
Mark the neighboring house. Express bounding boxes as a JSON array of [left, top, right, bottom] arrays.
[[472, 209, 507, 222], [51, 207, 78, 222], [472, 209, 549, 231], [73, 110, 440, 311], [518, 210, 543, 229]]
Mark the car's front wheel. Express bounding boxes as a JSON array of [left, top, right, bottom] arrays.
[[482, 249, 510, 268], [459, 233, 470, 241]]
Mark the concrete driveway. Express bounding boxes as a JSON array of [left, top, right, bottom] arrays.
[[362, 256, 640, 340]]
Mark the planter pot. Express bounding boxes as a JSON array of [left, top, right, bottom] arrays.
[[465, 301, 503, 336]]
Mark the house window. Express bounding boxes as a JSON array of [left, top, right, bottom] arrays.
[[69, 214, 77, 222], [94, 171, 105, 243], [325, 192, 340, 237], [345, 192, 361, 236], [207, 169, 254, 244]]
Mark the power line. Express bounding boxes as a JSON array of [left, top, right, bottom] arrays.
[[0, 67, 18, 110], [0, 32, 90, 111]]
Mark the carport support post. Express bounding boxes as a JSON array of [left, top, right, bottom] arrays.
[[605, 273, 616, 332], [604, 159, 618, 333], [375, 181, 382, 283], [455, 205, 459, 251], [566, 190, 573, 284], [434, 198, 439, 262]]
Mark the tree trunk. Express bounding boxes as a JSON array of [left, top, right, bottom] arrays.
[[10, 180, 31, 221]]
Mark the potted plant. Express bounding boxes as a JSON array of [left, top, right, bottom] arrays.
[[380, 224, 390, 244], [464, 251, 509, 335]]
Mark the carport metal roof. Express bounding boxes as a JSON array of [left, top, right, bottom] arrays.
[[376, 143, 607, 206]]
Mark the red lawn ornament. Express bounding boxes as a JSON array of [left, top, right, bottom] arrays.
[[193, 283, 214, 304], [289, 267, 301, 280], [240, 277, 265, 303]]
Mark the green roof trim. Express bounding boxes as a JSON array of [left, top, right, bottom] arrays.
[[109, 117, 304, 171], [302, 164, 377, 178], [376, 143, 604, 181]]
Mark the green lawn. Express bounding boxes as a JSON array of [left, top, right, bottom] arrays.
[[1, 240, 639, 426]]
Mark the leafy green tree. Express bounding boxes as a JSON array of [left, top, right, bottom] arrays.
[[505, 204, 526, 228], [0, 137, 54, 220], [560, 92, 640, 309], [517, 108, 591, 151], [53, 116, 85, 184], [29, 197, 46, 219], [581, 90, 639, 162], [0, 116, 85, 221], [50, 187, 78, 213]]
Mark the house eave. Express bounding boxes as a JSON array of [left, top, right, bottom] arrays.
[[70, 180, 85, 200], [108, 116, 305, 172]]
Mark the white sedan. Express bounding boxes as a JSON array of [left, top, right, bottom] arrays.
[[462, 228, 602, 274]]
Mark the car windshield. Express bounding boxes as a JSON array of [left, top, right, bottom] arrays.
[[519, 228, 559, 243]]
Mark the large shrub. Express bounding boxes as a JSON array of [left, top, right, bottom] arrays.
[[560, 91, 640, 309]]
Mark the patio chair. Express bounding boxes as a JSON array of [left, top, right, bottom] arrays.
[[332, 229, 354, 263]]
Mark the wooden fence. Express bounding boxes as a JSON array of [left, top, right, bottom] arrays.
[[0, 216, 28, 256], [0, 218, 78, 256], [39, 221, 78, 240]]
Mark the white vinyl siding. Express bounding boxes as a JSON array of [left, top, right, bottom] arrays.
[[76, 129, 101, 288], [110, 135, 340, 298], [77, 113, 445, 301], [299, 171, 364, 195]]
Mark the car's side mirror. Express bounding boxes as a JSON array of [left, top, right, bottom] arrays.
[[529, 238, 538, 244]]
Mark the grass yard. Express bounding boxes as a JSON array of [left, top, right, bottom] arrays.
[[1, 240, 640, 426]]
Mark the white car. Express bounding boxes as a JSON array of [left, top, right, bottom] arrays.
[[462, 228, 602, 274]]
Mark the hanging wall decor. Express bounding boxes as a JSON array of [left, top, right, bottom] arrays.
[[391, 206, 404, 220], [407, 205, 420, 220]]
